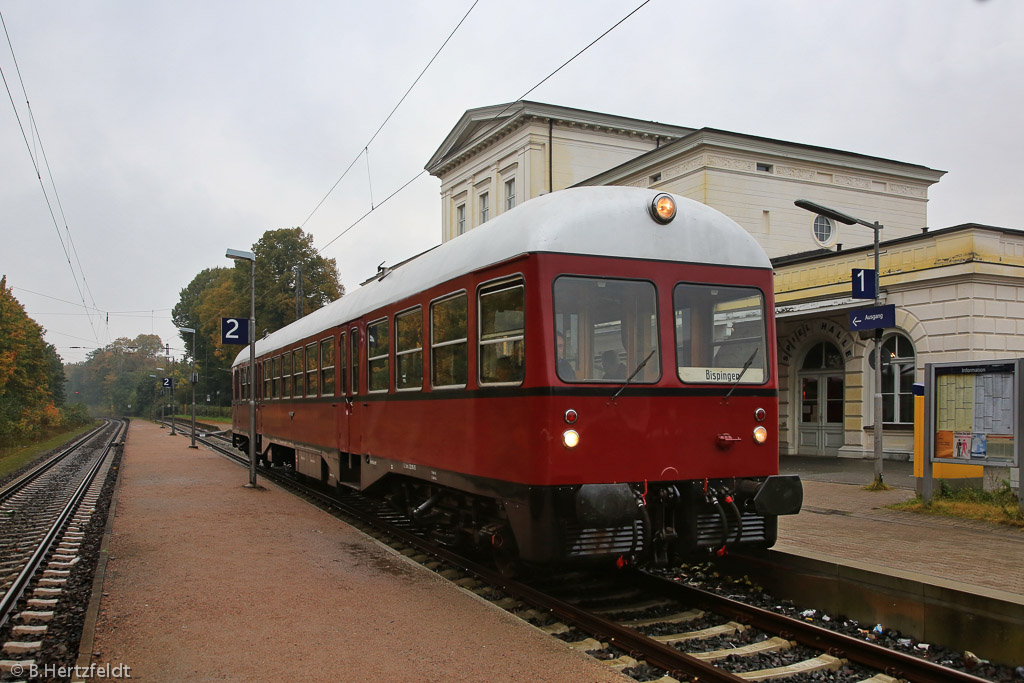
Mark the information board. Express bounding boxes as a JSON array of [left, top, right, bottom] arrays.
[[927, 360, 1020, 465]]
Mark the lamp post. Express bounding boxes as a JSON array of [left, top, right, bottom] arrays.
[[165, 344, 177, 436], [227, 247, 258, 488], [179, 327, 199, 449], [152, 371, 163, 426], [795, 199, 885, 485]]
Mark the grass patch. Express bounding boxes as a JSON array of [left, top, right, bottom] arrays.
[[0, 421, 101, 479], [888, 481, 1024, 529], [169, 413, 232, 424], [862, 478, 893, 492]]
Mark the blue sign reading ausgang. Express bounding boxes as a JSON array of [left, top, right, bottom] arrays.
[[849, 304, 895, 331]]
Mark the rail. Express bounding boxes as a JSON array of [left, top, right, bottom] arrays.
[[0, 419, 126, 629]]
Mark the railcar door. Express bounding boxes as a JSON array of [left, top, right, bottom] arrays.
[[346, 326, 362, 456]]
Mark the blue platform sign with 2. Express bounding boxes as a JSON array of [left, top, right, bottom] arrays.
[[221, 317, 249, 345]]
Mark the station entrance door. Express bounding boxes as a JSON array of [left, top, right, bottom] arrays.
[[797, 341, 845, 456]]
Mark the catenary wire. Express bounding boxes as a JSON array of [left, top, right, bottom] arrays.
[[12, 285, 172, 314], [1, 10, 101, 343], [300, 0, 481, 229], [315, 0, 655, 257]]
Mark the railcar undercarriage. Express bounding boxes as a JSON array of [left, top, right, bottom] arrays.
[[246, 438, 802, 569], [369, 473, 803, 570]]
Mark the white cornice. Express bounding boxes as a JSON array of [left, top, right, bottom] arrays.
[[575, 129, 946, 187], [425, 101, 693, 177]]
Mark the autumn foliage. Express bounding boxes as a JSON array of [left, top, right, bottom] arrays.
[[0, 276, 87, 446]]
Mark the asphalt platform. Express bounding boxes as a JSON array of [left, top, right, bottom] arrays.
[[78, 424, 1024, 679]]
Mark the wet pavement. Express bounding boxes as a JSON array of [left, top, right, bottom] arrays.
[[781, 455, 915, 489]]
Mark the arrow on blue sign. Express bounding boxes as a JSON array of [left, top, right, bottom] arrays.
[[849, 304, 895, 331]]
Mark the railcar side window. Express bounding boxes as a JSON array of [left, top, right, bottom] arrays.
[[321, 337, 335, 396], [293, 347, 304, 397], [272, 356, 281, 398], [282, 352, 292, 398], [431, 293, 468, 388], [479, 281, 524, 385], [367, 320, 389, 392], [304, 343, 318, 396], [339, 332, 348, 397], [350, 328, 360, 394], [396, 308, 423, 391], [263, 360, 271, 399], [674, 284, 767, 384], [553, 277, 660, 383]]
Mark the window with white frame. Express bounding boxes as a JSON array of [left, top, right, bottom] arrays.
[[293, 346, 304, 397], [880, 333, 915, 424], [479, 192, 489, 223], [812, 215, 835, 246], [504, 179, 515, 211], [396, 307, 423, 391], [431, 292, 468, 389], [320, 336, 335, 396], [367, 319, 389, 392], [456, 204, 466, 235], [479, 279, 524, 385], [305, 342, 318, 396]]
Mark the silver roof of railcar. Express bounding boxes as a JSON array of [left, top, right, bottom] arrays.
[[233, 187, 768, 367]]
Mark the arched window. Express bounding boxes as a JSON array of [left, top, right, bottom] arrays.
[[880, 333, 915, 424], [801, 341, 844, 371]]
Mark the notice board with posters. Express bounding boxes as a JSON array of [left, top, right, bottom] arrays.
[[925, 359, 1021, 466]]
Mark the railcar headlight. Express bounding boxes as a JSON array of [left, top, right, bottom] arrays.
[[753, 426, 768, 445], [562, 430, 580, 449], [650, 193, 676, 224]]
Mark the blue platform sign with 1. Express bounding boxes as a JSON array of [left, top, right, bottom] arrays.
[[221, 317, 249, 345], [851, 268, 876, 299]]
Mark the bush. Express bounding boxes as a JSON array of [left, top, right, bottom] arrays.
[[62, 402, 92, 428]]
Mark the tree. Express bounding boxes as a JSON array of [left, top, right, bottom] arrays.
[[169, 227, 344, 409], [0, 276, 65, 444], [230, 227, 344, 338], [64, 334, 166, 417], [173, 268, 236, 405]]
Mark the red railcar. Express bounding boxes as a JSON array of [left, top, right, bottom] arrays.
[[232, 187, 802, 568]]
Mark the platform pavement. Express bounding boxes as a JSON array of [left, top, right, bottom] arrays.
[[84, 423, 1023, 679], [84, 420, 624, 682], [778, 455, 1024, 598]]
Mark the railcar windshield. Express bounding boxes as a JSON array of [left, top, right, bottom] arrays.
[[674, 283, 768, 384], [553, 277, 660, 383]]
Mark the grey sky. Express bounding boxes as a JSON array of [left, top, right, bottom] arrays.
[[2, 0, 1021, 364]]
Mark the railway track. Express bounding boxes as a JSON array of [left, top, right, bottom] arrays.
[[192, 429, 1006, 682], [0, 419, 125, 678]]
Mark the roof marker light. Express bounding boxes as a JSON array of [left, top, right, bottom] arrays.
[[650, 193, 677, 224]]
